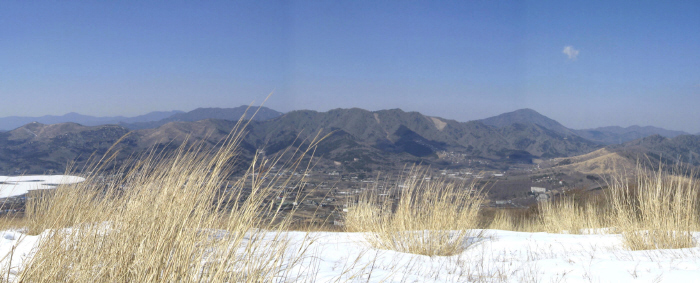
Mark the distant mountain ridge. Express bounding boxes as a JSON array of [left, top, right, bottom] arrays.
[[0, 106, 283, 132], [0, 107, 601, 174], [575, 126, 689, 144], [2, 107, 687, 145], [478, 108, 689, 144], [621, 134, 700, 166], [0, 106, 693, 174], [235, 108, 600, 165], [121, 106, 283, 130], [0, 111, 183, 131]]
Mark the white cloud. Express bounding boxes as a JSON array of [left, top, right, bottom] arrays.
[[562, 46, 579, 60]]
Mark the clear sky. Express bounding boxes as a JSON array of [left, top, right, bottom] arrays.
[[2, 1, 699, 132]]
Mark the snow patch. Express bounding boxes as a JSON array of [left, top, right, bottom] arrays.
[[0, 175, 85, 198]]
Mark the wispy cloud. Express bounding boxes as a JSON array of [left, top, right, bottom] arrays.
[[562, 46, 579, 60]]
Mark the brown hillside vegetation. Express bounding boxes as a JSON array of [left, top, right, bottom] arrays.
[[550, 148, 636, 175]]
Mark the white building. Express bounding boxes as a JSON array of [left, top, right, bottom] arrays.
[[531, 187, 546, 194]]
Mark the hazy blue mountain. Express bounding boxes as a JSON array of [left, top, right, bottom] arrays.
[[122, 106, 283, 130], [479, 108, 577, 136], [576, 126, 689, 144], [0, 110, 183, 131], [478, 108, 689, 145]]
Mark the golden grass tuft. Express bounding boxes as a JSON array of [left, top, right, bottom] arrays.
[[345, 168, 485, 256], [487, 209, 521, 231], [608, 166, 699, 250], [489, 164, 699, 251], [16, 116, 319, 282], [538, 197, 606, 234]]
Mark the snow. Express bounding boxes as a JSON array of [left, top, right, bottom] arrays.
[[0, 175, 85, 198], [2, 229, 699, 282], [0, 230, 40, 279], [281, 230, 700, 282]]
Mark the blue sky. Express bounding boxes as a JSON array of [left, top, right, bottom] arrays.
[[2, 1, 699, 132]]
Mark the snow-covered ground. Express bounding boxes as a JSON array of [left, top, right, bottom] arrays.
[[283, 230, 700, 282], [0, 175, 85, 198], [2, 229, 699, 282]]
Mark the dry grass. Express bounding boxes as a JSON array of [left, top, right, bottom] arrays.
[[489, 165, 700, 251], [608, 166, 699, 250], [486, 204, 539, 233], [487, 209, 520, 231], [14, 115, 320, 282], [538, 197, 606, 234], [0, 215, 26, 232], [345, 168, 485, 256]]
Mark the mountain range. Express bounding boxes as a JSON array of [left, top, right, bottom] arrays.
[[120, 106, 283, 130], [0, 106, 283, 132], [478, 108, 691, 144], [0, 106, 696, 174], [576, 125, 689, 145], [0, 111, 183, 131]]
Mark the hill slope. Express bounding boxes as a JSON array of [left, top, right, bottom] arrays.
[[549, 148, 637, 175]]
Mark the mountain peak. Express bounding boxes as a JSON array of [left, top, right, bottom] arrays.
[[511, 108, 539, 114], [479, 109, 574, 136]]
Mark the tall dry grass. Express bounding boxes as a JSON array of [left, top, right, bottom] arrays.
[[608, 166, 699, 250], [16, 115, 320, 282], [345, 168, 485, 256], [538, 197, 606, 234], [487, 209, 522, 231], [489, 165, 700, 251], [486, 205, 541, 232], [487, 192, 608, 234]]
